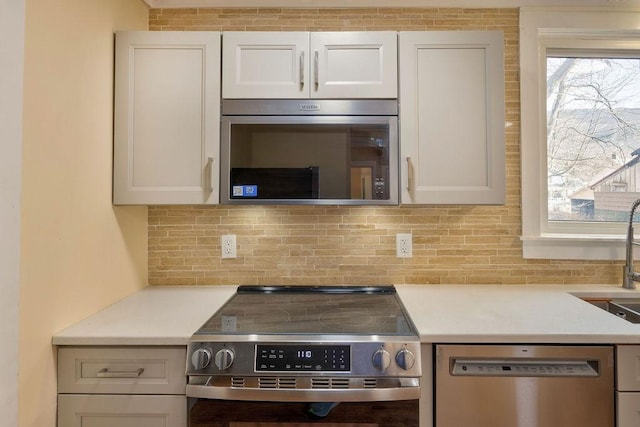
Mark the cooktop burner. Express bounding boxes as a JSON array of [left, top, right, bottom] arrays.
[[193, 285, 415, 336]]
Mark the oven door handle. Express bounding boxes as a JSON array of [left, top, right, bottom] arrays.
[[186, 382, 420, 402]]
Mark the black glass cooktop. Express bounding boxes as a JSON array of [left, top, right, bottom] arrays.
[[195, 285, 416, 336]]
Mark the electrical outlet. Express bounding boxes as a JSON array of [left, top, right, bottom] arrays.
[[221, 234, 237, 259], [221, 315, 237, 332], [396, 233, 412, 258]]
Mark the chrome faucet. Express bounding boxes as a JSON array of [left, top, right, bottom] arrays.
[[623, 199, 640, 289]]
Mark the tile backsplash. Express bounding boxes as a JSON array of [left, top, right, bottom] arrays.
[[147, 7, 621, 286]]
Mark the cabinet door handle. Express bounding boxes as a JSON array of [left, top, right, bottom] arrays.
[[407, 157, 414, 193], [314, 50, 319, 90], [208, 157, 215, 193], [96, 368, 144, 378], [299, 50, 305, 88]]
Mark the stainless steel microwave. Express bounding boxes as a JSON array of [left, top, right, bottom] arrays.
[[220, 99, 398, 205]]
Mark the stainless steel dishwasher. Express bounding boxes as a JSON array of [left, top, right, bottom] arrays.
[[435, 345, 614, 427]]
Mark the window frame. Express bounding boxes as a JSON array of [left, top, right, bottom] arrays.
[[520, 7, 640, 260]]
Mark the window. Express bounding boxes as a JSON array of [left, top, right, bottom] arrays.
[[546, 53, 640, 223], [520, 8, 640, 260]]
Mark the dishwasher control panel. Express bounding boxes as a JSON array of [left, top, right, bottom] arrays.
[[451, 359, 599, 377]]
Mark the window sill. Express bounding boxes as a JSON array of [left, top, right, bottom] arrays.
[[521, 234, 625, 260]]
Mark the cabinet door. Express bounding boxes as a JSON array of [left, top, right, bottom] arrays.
[[113, 31, 220, 205], [58, 394, 186, 427], [617, 345, 640, 391], [222, 32, 308, 99], [617, 392, 640, 427], [399, 31, 505, 204], [310, 32, 398, 99]]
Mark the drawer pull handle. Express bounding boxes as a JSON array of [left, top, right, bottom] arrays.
[[97, 368, 144, 378]]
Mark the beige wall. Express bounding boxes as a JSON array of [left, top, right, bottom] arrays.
[[20, 1, 149, 426], [147, 8, 621, 286]]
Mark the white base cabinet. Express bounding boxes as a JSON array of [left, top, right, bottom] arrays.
[[399, 31, 505, 205], [58, 395, 186, 427], [617, 345, 640, 427], [57, 346, 187, 427], [618, 392, 640, 427], [113, 31, 221, 205]]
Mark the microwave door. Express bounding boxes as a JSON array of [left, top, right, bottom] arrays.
[[220, 115, 398, 205]]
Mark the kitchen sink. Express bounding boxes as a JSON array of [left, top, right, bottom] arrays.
[[585, 299, 640, 323]]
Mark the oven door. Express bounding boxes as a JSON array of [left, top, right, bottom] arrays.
[[187, 375, 419, 426], [188, 399, 418, 427], [220, 113, 398, 205]]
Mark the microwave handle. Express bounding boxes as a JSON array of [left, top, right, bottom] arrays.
[[314, 50, 319, 90], [299, 50, 305, 88]]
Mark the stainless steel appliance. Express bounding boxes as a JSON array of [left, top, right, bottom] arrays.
[[186, 285, 420, 426], [220, 100, 398, 205], [435, 344, 614, 427]]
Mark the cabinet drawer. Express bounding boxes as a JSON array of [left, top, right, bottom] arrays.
[[617, 392, 640, 427], [618, 345, 640, 391], [58, 394, 186, 427], [58, 346, 186, 394]]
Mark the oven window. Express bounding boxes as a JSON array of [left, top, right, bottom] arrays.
[[227, 123, 391, 201]]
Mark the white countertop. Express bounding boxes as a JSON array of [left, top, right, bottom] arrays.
[[52, 286, 236, 345], [52, 284, 640, 346], [396, 285, 640, 344]]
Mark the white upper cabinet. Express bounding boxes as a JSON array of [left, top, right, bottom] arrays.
[[399, 31, 505, 205], [310, 32, 397, 98], [222, 31, 397, 99], [113, 31, 221, 205], [222, 32, 308, 99]]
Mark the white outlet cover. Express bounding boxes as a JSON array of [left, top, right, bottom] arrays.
[[221, 315, 237, 332], [396, 233, 412, 258], [221, 234, 237, 259]]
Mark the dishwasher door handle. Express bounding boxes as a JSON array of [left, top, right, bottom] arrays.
[[451, 358, 599, 377]]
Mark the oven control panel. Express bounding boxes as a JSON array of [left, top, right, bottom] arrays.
[[256, 344, 350, 372], [187, 341, 421, 377]]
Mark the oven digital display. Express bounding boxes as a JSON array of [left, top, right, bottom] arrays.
[[255, 345, 350, 372]]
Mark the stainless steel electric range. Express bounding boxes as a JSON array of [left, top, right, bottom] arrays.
[[186, 285, 421, 406]]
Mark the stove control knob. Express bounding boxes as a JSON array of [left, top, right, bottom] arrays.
[[214, 348, 235, 371], [372, 348, 391, 371], [395, 348, 416, 370], [191, 348, 212, 370]]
